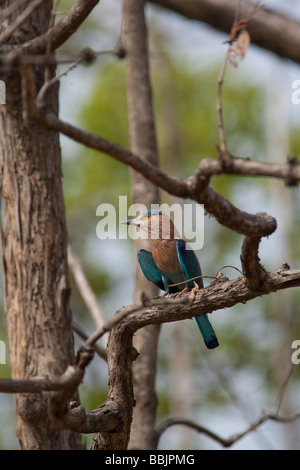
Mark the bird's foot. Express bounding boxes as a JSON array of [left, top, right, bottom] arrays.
[[189, 281, 199, 304], [171, 287, 189, 298], [161, 292, 169, 297]]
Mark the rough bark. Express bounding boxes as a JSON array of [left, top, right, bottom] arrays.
[[123, 0, 160, 450], [0, 0, 81, 449]]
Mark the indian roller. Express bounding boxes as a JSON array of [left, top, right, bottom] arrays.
[[122, 210, 219, 349]]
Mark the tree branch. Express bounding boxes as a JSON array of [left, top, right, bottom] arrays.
[[155, 357, 299, 448], [196, 155, 300, 186], [0, 264, 299, 440], [148, 0, 300, 65], [0, 0, 100, 55], [18, 63, 298, 241], [240, 233, 268, 289], [67, 244, 109, 345], [154, 411, 300, 448], [52, 264, 300, 438], [33, 110, 280, 238]]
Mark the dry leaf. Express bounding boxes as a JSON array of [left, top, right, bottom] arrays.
[[224, 18, 248, 45], [227, 29, 251, 67]]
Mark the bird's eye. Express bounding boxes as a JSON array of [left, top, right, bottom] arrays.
[[147, 212, 151, 218]]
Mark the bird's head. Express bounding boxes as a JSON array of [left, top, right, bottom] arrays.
[[121, 210, 178, 240]]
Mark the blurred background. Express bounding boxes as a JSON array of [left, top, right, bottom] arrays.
[[0, 0, 300, 449]]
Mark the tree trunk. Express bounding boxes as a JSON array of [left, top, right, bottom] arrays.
[[0, 0, 81, 449], [122, 0, 161, 450]]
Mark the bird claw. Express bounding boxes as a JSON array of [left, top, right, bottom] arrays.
[[178, 287, 188, 296], [171, 287, 189, 298], [189, 281, 199, 304]]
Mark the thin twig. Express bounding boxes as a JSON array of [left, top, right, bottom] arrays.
[[168, 275, 216, 288], [84, 303, 146, 348], [275, 362, 295, 415], [169, 265, 244, 289], [67, 244, 109, 345], [37, 56, 82, 106], [217, 55, 230, 160], [155, 411, 300, 448], [215, 265, 243, 276], [72, 321, 107, 362], [36, 47, 121, 105]]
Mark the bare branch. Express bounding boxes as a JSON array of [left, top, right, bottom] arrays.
[[217, 56, 230, 161], [196, 155, 300, 186], [1, 264, 299, 438], [17, 64, 292, 241], [149, 0, 300, 65], [240, 232, 268, 289], [155, 346, 299, 448], [275, 363, 296, 415], [113, 266, 300, 332], [67, 244, 109, 345], [0, 375, 80, 394], [154, 411, 300, 448], [72, 321, 107, 362], [32, 110, 279, 238]]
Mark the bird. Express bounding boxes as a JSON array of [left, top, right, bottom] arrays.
[[122, 209, 219, 349]]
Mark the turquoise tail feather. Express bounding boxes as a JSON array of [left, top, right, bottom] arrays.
[[195, 314, 219, 349]]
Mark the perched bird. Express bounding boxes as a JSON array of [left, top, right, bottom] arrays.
[[122, 210, 219, 349]]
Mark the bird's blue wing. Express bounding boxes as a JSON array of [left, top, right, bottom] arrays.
[[176, 239, 219, 349], [138, 249, 165, 291], [176, 239, 203, 288]]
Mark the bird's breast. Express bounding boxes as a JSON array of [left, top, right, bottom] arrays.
[[151, 239, 181, 275]]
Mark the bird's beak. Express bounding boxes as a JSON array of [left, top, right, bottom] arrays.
[[120, 218, 139, 226]]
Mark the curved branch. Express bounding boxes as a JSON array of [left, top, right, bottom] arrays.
[[240, 233, 268, 289], [68, 244, 109, 345], [149, 0, 300, 65], [154, 411, 300, 448], [197, 156, 300, 186], [115, 266, 300, 332], [197, 187, 277, 237], [35, 111, 279, 237], [1, 265, 299, 441]]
